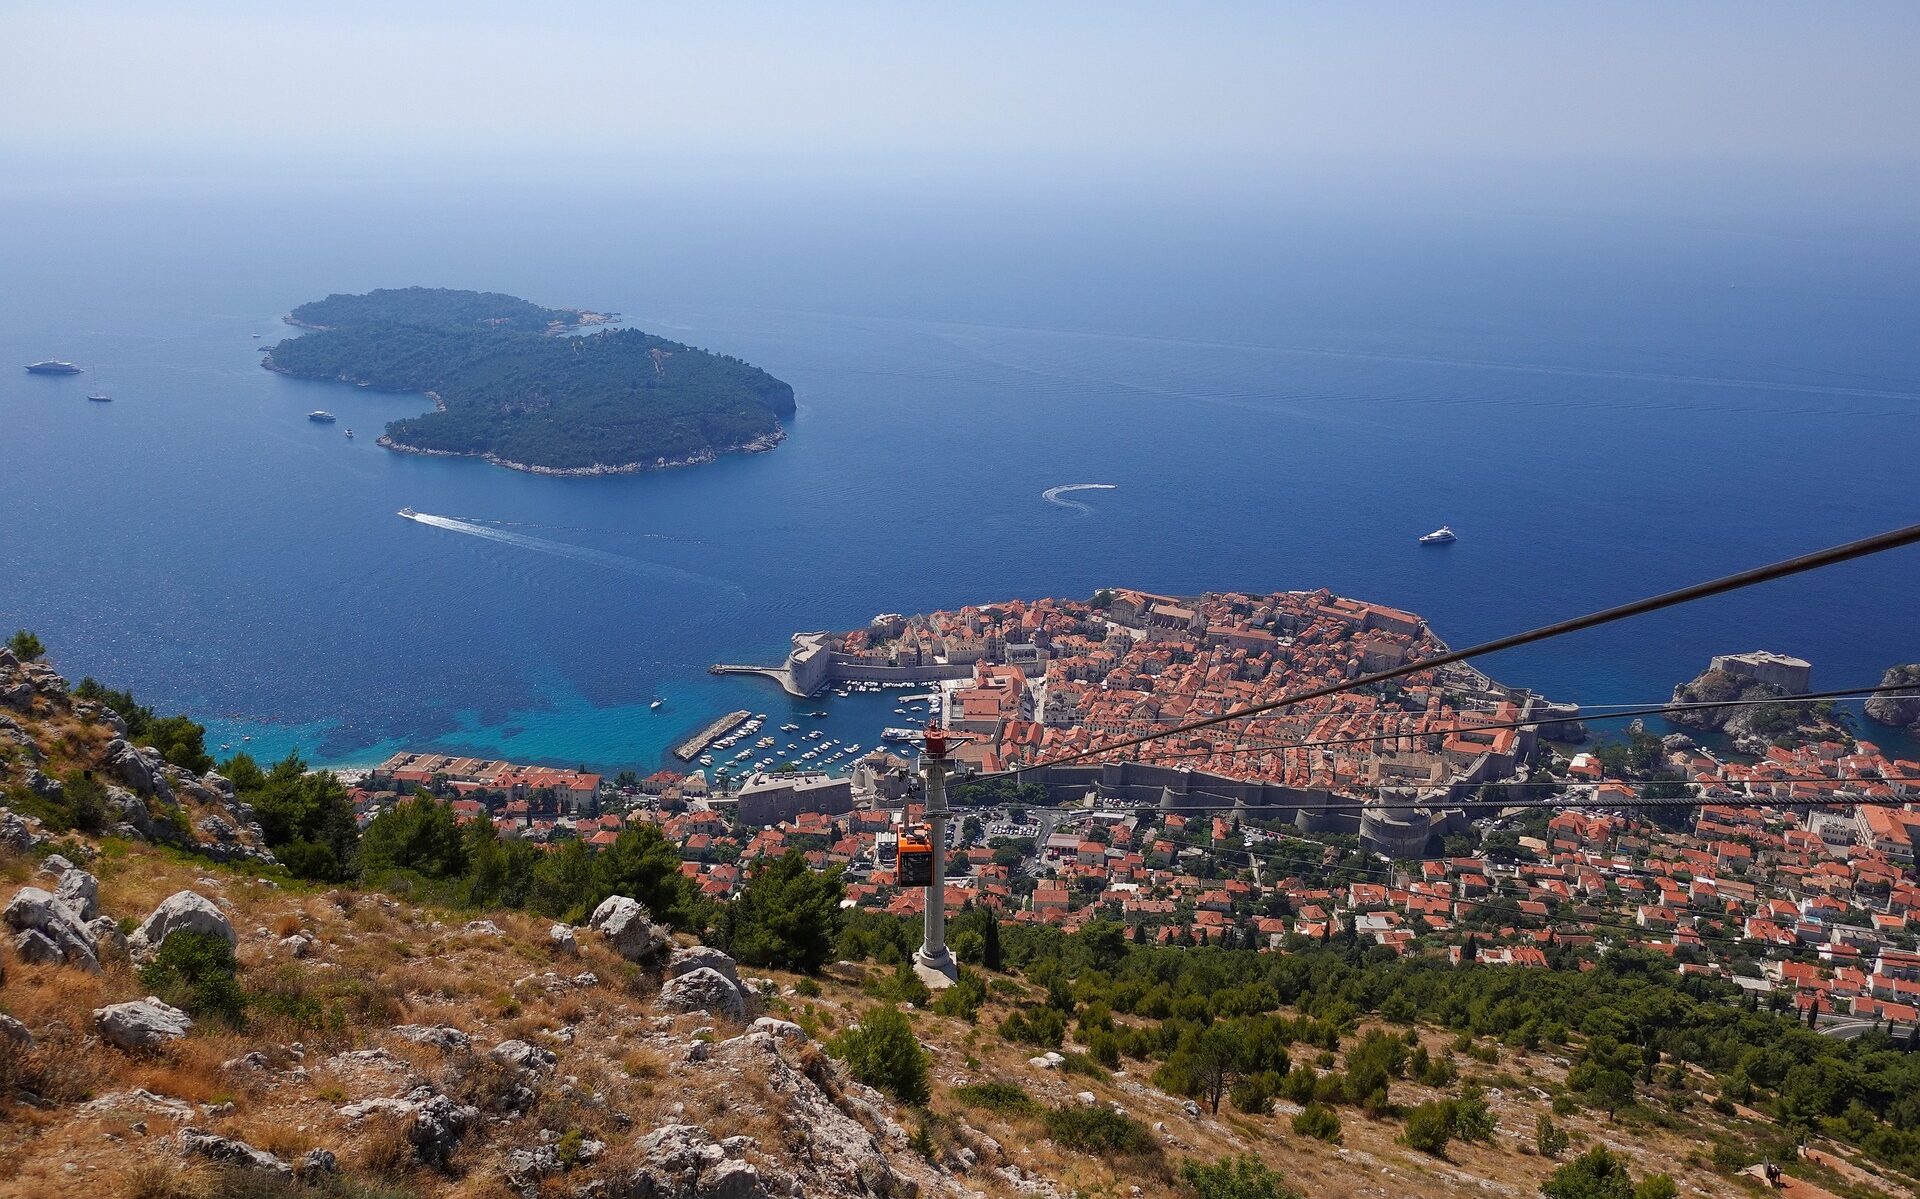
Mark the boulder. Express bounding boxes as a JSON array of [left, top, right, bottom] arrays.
[[465, 919, 503, 936], [668, 944, 741, 989], [179, 1128, 292, 1178], [89, 916, 129, 961], [0, 809, 45, 853], [13, 928, 65, 966], [588, 895, 667, 962], [338, 1085, 478, 1169], [104, 738, 156, 793], [393, 1024, 472, 1052], [54, 868, 99, 921], [95, 996, 193, 1051], [298, 1149, 338, 1179], [491, 1038, 558, 1077], [659, 966, 747, 1020], [0, 1013, 33, 1048], [128, 890, 235, 960], [548, 923, 577, 954], [751, 1017, 807, 1044], [3, 885, 101, 972], [36, 853, 75, 877]]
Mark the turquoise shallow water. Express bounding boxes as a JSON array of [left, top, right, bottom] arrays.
[[3, 180, 1917, 770]]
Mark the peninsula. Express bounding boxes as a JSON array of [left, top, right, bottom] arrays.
[[262, 287, 796, 474]]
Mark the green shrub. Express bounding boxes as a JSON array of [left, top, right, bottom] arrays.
[[7, 630, 45, 661], [1292, 1102, 1342, 1143], [139, 931, 245, 1026], [831, 1006, 929, 1105], [1403, 1101, 1453, 1157], [1536, 1114, 1570, 1159], [930, 968, 986, 1022], [1179, 1153, 1301, 1199], [950, 1081, 1039, 1116], [1042, 1104, 1155, 1156], [998, 1005, 1067, 1048]]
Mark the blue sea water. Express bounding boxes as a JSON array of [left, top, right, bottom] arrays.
[[2, 175, 1917, 770]]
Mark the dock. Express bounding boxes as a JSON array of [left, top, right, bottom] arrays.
[[673, 709, 751, 761], [709, 662, 809, 697]]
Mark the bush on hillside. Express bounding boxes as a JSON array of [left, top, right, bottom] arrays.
[[831, 1006, 929, 1105], [139, 931, 245, 1026], [1179, 1154, 1301, 1199]]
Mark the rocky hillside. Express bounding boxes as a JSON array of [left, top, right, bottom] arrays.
[[2, 648, 1910, 1199]]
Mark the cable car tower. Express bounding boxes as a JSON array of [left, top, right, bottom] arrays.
[[911, 720, 959, 987]]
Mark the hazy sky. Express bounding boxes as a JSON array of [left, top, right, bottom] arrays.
[[4, 2, 1917, 179]]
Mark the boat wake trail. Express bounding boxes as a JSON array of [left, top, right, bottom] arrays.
[[1041, 483, 1117, 514], [402, 512, 742, 597]]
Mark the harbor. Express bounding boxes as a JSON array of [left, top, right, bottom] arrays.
[[672, 709, 751, 761]]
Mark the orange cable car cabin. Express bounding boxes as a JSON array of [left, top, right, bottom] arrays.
[[897, 832, 934, 887]]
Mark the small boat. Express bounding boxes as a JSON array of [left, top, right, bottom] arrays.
[[1418, 526, 1456, 545], [397, 506, 417, 518], [251, 333, 260, 339], [308, 410, 337, 423], [699, 755, 714, 766], [810, 710, 828, 718], [345, 428, 355, 438], [87, 393, 112, 402], [650, 697, 664, 710], [25, 360, 82, 375]]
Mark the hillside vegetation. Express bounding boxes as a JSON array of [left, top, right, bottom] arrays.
[[264, 287, 796, 472]]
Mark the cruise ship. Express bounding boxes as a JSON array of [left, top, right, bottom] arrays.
[[25, 360, 82, 375], [1418, 526, 1457, 545]]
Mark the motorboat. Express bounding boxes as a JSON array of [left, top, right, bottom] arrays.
[[1418, 526, 1457, 544]]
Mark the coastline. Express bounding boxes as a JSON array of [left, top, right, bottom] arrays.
[[371, 427, 785, 476]]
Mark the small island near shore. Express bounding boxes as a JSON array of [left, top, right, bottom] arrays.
[[263, 287, 796, 474]]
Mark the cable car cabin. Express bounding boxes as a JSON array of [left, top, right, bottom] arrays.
[[897, 834, 934, 887]]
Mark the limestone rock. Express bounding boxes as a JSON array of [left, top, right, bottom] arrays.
[[104, 738, 157, 793], [54, 868, 99, 921], [0, 1013, 33, 1047], [339, 1085, 478, 1170], [13, 928, 65, 966], [492, 1038, 559, 1077], [128, 890, 236, 960], [394, 1024, 472, 1052], [81, 1089, 197, 1121], [588, 895, 667, 962], [3, 885, 101, 972], [659, 966, 747, 1019], [669, 944, 741, 988], [1865, 664, 1920, 731], [548, 923, 577, 954], [751, 1016, 808, 1044], [95, 996, 193, 1051], [36, 853, 75, 877], [179, 1128, 292, 1177], [89, 916, 129, 961], [0, 808, 46, 853], [299, 1149, 339, 1179]]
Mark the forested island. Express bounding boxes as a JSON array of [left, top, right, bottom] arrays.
[[263, 287, 796, 474]]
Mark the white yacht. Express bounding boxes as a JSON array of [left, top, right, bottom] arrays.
[[1418, 526, 1457, 544]]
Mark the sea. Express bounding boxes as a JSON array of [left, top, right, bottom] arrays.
[[3, 168, 1918, 771]]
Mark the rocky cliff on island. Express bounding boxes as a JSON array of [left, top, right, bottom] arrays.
[[1665, 663, 1845, 751], [1864, 663, 1920, 731]]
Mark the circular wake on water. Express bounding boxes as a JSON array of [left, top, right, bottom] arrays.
[[1041, 482, 1117, 514]]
